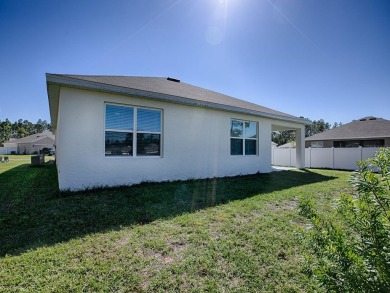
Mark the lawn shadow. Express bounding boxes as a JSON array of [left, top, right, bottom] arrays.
[[0, 163, 337, 257]]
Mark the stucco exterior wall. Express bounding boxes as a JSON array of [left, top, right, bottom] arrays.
[[56, 87, 298, 190]]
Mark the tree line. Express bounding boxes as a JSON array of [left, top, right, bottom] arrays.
[[0, 119, 51, 145], [272, 119, 342, 146]]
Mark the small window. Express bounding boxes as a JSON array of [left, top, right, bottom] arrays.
[[230, 119, 258, 155], [105, 104, 162, 157], [310, 141, 324, 148], [345, 141, 360, 148], [363, 140, 384, 147]]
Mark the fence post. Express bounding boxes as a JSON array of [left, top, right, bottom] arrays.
[[288, 149, 291, 167], [332, 147, 335, 169], [309, 147, 311, 168]]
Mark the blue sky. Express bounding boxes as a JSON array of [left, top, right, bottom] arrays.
[[1, 0, 389, 125]]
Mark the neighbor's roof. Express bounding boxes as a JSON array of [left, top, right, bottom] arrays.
[[306, 116, 390, 141], [277, 142, 295, 148], [46, 74, 309, 129], [5, 131, 54, 144]]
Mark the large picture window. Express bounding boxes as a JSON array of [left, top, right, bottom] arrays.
[[105, 104, 162, 157], [230, 119, 258, 155]]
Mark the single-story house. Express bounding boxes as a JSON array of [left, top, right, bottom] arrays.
[[277, 142, 295, 148], [2, 131, 55, 154], [305, 116, 390, 148], [46, 74, 309, 191]]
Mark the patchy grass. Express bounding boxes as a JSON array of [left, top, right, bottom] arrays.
[[0, 156, 352, 291]]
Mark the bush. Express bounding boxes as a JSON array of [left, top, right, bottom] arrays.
[[299, 148, 390, 292]]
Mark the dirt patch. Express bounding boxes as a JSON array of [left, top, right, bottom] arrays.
[[113, 236, 131, 249]]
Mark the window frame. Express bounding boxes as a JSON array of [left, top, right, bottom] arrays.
[[104, 102, 163, 158], [310, 141, 324, 148], [230, 119, 258, 156]]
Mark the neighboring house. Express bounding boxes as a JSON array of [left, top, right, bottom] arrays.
[[3, 131, 55, 154], [277, 142, 295, 148], [305, 116, 390, 148], [46, 74, 309, 191]]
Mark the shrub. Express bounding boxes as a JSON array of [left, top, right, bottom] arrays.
[[299, 148, 390, 292]]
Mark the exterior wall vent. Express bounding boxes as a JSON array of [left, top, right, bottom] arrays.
[[167, 77, 180, 83]]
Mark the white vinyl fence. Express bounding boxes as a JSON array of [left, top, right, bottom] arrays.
[[0, 147, 17, 155], [272, 147, 379, 170]]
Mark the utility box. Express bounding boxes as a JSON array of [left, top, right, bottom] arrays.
[[31, 155, 45, 166]]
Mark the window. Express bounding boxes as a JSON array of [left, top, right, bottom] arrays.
[[311, 141, 324, 148], [230, 119, 258, 155], [136, 108, 162, 156], [105, 104, 134, 156], [333, 141, 345, 148], [363, 140, 384, 147], [105, 104, 162, 157], [345, 140, 360, 148]]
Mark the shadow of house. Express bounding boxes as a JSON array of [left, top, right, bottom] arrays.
[[0, 163, 336, 257]]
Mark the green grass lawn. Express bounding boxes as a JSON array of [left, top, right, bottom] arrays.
[[0, 155, 352, 291]]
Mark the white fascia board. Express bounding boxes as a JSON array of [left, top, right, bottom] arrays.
[[46, 74, 310, 125]]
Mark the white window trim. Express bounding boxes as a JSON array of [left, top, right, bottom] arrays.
[[230, 119, 258, 156], [104, 102, 163, 158]]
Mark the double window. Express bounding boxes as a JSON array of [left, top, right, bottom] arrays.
[[230, 119, 258, 155], [105, 104, 162, 157]]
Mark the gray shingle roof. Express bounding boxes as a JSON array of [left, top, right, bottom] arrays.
[[306, 117, 390, 141], [46, 74, 309, 127], [7, 131, 54, 144]]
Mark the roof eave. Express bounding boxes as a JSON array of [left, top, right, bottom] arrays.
[[46, 74, 310, 126], [46, 75, 61, 132]]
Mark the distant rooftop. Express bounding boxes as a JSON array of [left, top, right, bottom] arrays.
[[4, 131, 54, 144], [306, 117, 390, 141]]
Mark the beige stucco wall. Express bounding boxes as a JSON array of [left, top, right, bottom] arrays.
[[56, 87, 303, 190]]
